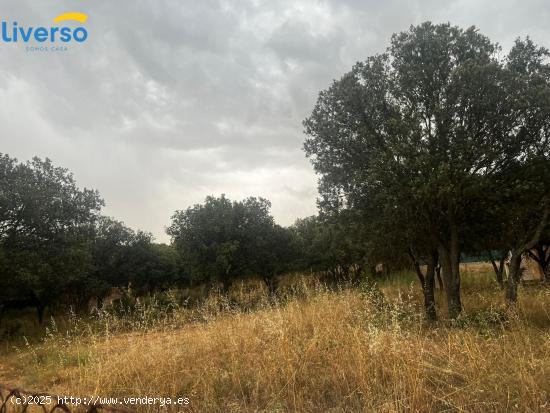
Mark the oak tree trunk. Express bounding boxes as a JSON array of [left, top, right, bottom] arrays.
[[409, 249, 437, 321], [263, 275, 278, 296], [424, 251, 438, 321], [439, 233, 462, 319], [506, 252, 522, 304], [436, 265, 444, 291], [488, 251, 506, 288]]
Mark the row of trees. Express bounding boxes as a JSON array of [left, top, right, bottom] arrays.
[[303, 22, 550, 320], [0, 154, 366, 322], [0, 156, 180, 322], [1, 146, 548, 324], [2, 23, 550, 324]]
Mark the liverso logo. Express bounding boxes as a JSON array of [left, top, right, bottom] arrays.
[[1, 12, 88, 52]]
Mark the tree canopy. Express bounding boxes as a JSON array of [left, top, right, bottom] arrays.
[[167, 195, 295, 292], [2, 23, 550, 325], [304, 22, 550, 318], [0, 154, 103, 321]]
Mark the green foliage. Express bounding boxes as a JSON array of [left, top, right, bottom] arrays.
[[303, 22, 550, 316], [2, 23, 550, 327], [167, 195, 294, 290], [0, 155, 181, 322], [0, 154, 103, 319], [77, 217, 181, 307], [290, 212, 366, 281], [453, 308, 510, 335]]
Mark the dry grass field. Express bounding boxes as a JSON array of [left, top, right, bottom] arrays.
[[1, 264, 550, 412]]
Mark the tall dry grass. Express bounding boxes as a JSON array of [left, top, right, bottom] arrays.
[[5, 271, 550, 412]]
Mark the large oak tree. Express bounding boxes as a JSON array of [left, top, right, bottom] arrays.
[[304, 23, 550, 318]]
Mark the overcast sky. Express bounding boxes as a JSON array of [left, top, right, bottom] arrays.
[[1, 0, 549, 242]]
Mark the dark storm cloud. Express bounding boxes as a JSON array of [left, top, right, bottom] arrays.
[[1, 0, 549, 240]]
